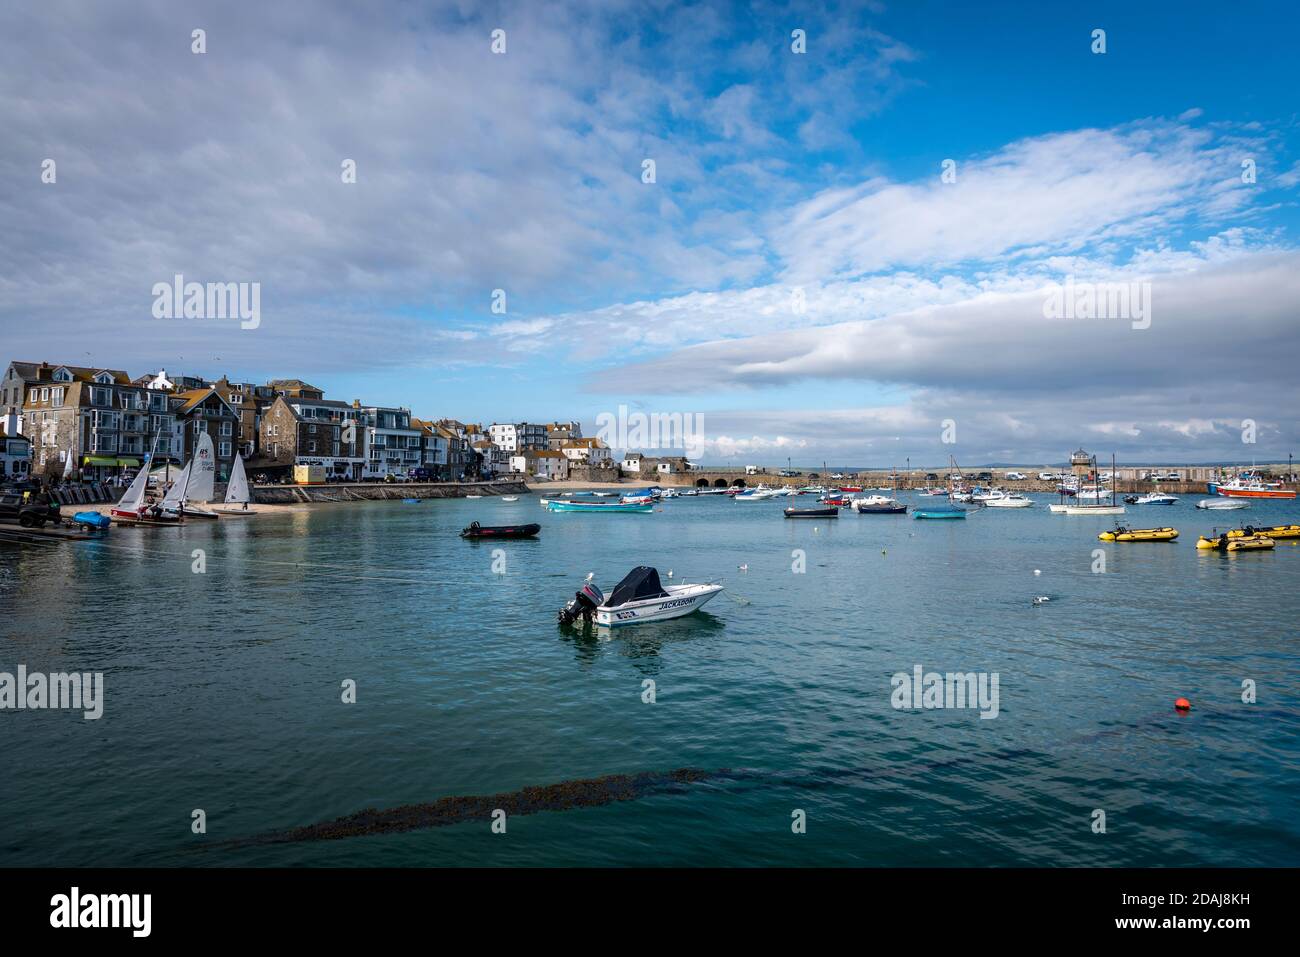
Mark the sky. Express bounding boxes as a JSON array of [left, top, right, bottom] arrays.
[[2, 0, 1298, 466]]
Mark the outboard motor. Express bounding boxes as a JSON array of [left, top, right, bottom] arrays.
[[558, 582, 604, 625]]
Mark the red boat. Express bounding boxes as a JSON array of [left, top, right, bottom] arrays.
[[1210, 473, 1296, 499]]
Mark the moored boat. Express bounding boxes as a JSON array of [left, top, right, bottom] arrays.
[[545, 499, 653, 513], [1098, 526, 1178, 542], [983, 493, 1033, 508], [1197, 533, 1275, 552], [1196, 498, 1248, 510], [1223, 524, 1300, 540], [784, 506, 838, 519], [460, 521, 541, 539], [851, 494, 907, 514], [913, 504, 966, 520], [1211, 473, 1296, 499], [557, 566, 723, 628]]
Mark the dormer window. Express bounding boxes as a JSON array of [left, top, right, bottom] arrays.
[[53, 368, 73, 382], [94, 371, 115, 385]]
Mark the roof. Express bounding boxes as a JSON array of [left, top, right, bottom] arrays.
[[173, 387, 236, 416], [561, 437, 605, 449], [268, 378, 323, 392], [8, 362, 131, 385], [527, 449, 566, 459]]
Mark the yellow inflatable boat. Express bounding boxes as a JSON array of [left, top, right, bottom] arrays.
[[1099, 526, 1179, 542], [1197, 534, 1276, 552], [1224, 524, 1300, 540]]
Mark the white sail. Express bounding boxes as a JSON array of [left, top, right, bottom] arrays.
[[115, 461, 151, 513], [160, 462, 191, 509], [224, 454, 250, 505], [187, 432, 217, 503], [62, 451, 75, 479]]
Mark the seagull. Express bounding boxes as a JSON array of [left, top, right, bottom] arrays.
[[1033, 569, 1042, 576], [666, 569, 673, 578], [584, 572, 594, 583], [738, 564, 748, 572], [1032, 596, 1050, 606]]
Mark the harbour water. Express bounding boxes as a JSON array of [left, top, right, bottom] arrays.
[[2, 493, 1299, 866]]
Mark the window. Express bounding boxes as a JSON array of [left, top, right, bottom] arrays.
[[53, 369, 72, 382], [230, 393, 243, 404], [221, 422, 233, 436], [309, 424, 316, 434], [308, 441, 317, 453], [51, 388, 64, 406], [91, 387, 111, 406], [219, 442, 232, 458]]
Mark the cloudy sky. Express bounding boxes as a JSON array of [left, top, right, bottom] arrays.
[[2, 0, 1297, 465]]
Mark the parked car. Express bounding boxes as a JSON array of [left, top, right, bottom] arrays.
[[1038, 472, 1056, 481], [1165, 471, 1182, 481], [976, 471, 993, 481], [0, 493, 60, 528], [1004, 471, 1026, 481]]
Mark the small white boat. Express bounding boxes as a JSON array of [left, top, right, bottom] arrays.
[[1130, 492, 1179, 505], [983, 493, 1033, 508], [1063, 504, 1125, 515], [851, 494, 906, 514], [557, 567, 723, 628], [211, 454, 254, 516], [501, 496, 519, 502], [1048, 503, 1070, 513], [1197, 498, 1248, 510], [466, 494, 483, 499]]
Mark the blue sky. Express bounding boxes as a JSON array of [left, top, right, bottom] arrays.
[[3, 0, 1298, 464]]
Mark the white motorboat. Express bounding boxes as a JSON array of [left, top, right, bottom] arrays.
[[557, 567, 724, 628], [501, 496, 519, 502], [983, 492, 1033, 508], [1196, 498, 1248, 510], [1128, 492, 1179, 505], [734, 487, 781, 501], [851, 494, 906, 514]]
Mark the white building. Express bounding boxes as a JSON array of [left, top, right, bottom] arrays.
[[560, 437, 612, 465], [489, 422, 519, 452], [621, 454, 642, 473], [360, 405, 423, 479]]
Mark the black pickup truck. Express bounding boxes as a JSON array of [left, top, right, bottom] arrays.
[[0, 493, 61, 528]]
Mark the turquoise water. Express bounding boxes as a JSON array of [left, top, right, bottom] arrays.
[[2, 492, 1298, 866]]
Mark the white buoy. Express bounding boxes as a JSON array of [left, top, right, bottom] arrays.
[[1033, 569, 1042, 576]]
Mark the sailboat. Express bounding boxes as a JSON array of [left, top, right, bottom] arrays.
[[160, 433, 220, 519], [1062, 453, 1124, 515], [111, 435, 183, 526], [213, 454, 253, 515]]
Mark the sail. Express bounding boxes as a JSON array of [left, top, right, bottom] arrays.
[[187, 432, 217, 502], [160, 462, 191, 509], [115, 461, 151, 512], [63, 451, 75, 479], [224, 454, 250, 505]]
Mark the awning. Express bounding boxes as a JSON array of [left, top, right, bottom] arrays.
[[116, 457, 141, 467], [83, 456, 119, 466]]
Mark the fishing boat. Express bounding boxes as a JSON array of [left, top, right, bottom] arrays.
[[460, 521, 541, 539], [1098, 526, 1178, 542], [545, 499, 653, 513], [1197, 533, 1275, 552], [1125, 492, 1179, 505], [913, 504, 966, 520], [851, 494, 906, 514], [557, 566, 723, 628], [1196, 498, 1248, 510], [983, 493, 1033, 508], [1209, 472, 1296, 499], [1223, 524, 1300, 540], [784, 506, 838, 519], [821, 494, 852, 507]]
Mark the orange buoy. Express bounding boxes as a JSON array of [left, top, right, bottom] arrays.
[[1174, 698, 1191, 712]]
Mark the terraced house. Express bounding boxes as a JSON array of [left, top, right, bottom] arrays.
[[171, 386, 240, 481], [259, 395, 367, 481], [3, 361, 178, 481], [358, 403, 423, 480]]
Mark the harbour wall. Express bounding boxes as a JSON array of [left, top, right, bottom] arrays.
[[250, 479, 530, 504]]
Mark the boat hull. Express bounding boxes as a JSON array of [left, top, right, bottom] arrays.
[[544, 501, 652, 512], [784, 507, 838, 519], [1062, 505, 1126, 515], [594, 583, 724, 627], [461, 523, 541, 539]]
